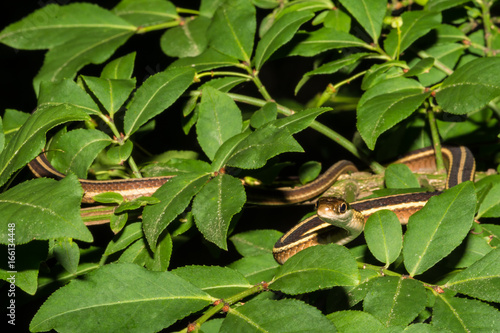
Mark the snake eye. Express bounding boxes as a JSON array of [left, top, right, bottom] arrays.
[[339, 202, 347, 214]]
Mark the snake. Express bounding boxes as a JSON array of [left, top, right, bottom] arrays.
[[28, 146, 475, 263], [272, 146, 476, 264]]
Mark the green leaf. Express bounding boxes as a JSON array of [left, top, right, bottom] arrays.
[[107, 140, 134, 165], [141, 158, 211, 177], [0, 241, 48, 295], [425, 0, 471, 12], [327, 310, 384, 333], [436, 57, 500, 115], [0, 104, 89, 188], [196, 86, 243, 160], [53, 238, 80, 274], [124, 66, 195, 136], [250, 102, 278, 128], [193, 174, 246, 250], [143, 172, 210, 249], [385, 164, 420, 188], [169, 48, 240, 72], [364, 276, 426, 327], [101, 52, 136, 79], [338, 0, 387, 42], [269, 107, 331, 134], [270, 244, 359, 295], [324, 8, 351, 32], [34, 30, 134, 92], [146, 232, 173, 272], [208, 0, 256, 62], [81, 76, 136, 115], [361, 61, 406, 91], [357, 78, 431, 150], [117, 238, 153, 266], [476, 176, 500, 218], [0, 175, 93, 244], [228, 254, 279, 284], [298, 161, 322, 185], [254, 10, 313, 70], [30, 263, 213, 333], [0, 3, 135, 49], [93, 192, 124, 205], [225, 126, 303, 169], [104, 222, 143, 256], [51, 129, 112, 178], [403, 182, 476, 276], [38, 79, 101, 115], [446, 233, 493, 269], [230, 229, 283, 257], [384, 11, 442, 59], [288, 29, 369, 57], [172, 266, 252, 299], [364, 210, 403, 265], [113, 0, 178, 26], [2, 109, 30, 145], [444, 249, 500, 303], [416, 43, 464, 87], [404, 57, 435, 77], [161, 16, 210, 58], [220, 299, 336, 332], [432, 293, 500, 332]]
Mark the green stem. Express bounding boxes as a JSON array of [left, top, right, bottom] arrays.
[[176, 7, 200, 15], [98, 114, 122, 139], [316, 71, 367, 108], [128, 156, 143, 178], [252, 73, 273, 101], [427, 110, 445, 172], [480, 0, 494, 56], [178, 283, 268, 332], [136, 20, 181, 34]]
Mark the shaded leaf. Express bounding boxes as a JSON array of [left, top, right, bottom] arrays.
[[228, 254, 279, 284], [169, 48, 240, 72], [104, 222, 143, 256], [230, 229, 283, 257], [385, 164, 420, 189], [193, 174, 246, 250], [38, 79, 100, 115], [250, 102, 278, 128], [53, 238, 80, 274]]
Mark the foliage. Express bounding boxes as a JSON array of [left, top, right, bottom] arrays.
[[0, 0, 499, 332]]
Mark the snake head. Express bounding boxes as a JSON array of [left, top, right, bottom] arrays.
[[316, 197, 353, 228]]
